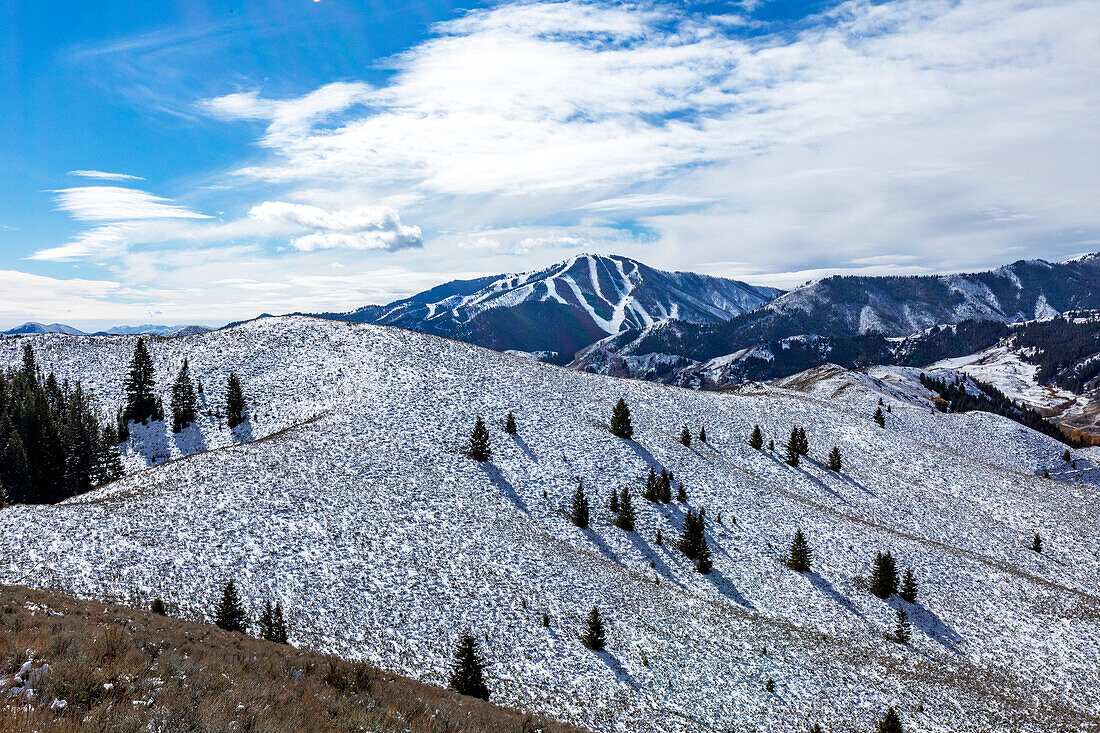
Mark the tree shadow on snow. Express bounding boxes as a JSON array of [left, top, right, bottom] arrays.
[[624, 441, 665, 474], [231, 420, 255, 443], [509, 433, 538, 462], [171, 422, 208, 456], [624, 531, 682, 588], [479, 463, 529, 514], [893, 598, 964, 654], [707, 568, 754, 608], [594, 650, 641, 689], [130, 420, 172, 466], [581, 527, 623, 566], [806, 572, 864, 619]]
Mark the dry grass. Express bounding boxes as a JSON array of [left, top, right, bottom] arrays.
[[0, 584, 584, 733]]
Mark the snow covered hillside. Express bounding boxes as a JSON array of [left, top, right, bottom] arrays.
[[2, 317, 1099, 732]]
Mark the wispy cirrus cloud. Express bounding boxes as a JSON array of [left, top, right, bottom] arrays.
[[51, 186, 210, 222], [68, 170, 146, 181]]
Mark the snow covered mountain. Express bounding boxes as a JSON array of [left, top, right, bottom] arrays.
[[573, 255, 1100, 383], [307, 254, 781, 360], [1, 316, 1099, 732], [2, 321, 86, 335], [1, 323, 213, 337]]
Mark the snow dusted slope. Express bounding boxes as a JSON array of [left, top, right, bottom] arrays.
[[1, 317, 1100, 731]]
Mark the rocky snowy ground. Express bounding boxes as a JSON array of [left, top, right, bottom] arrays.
[[2, 317, 1099, 732]]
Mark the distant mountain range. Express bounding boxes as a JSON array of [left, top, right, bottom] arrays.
[[304, 253, 781, 361], [1, 322, 212, 337]]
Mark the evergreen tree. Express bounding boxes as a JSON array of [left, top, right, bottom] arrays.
[[468, 415, 492, 462], [570, 480, 590, 529], [1063, 449, 1071, 462], [680, 426, 692, 447], [655, 529, 663, 546], [643, 467, 660, 502], [827, 446, 842, 472], [696, 542, 713, 574], [768, 439, 774, 451], [698, 426, 707, 443], [116, 407, 130, 442], [504, 411, 517, 435], [870, 551, 900, 599], [748, 425, 764, 450], [1031, 533, 1043, 553], [874, 407, 886, 428], [21, 342, 36, 380], [795, 427, 809, 455], [899, 568, 918, 604], [123, 339, 158, 424], [581, 607, 606, 651], [658, 469, 672, 503], [93, 426, 124, 486], [676, 484, 687, 503], [609, 488, 619, 513], [150, 597, 167, 616], [679, 509, 708, 560], [786, 529, 812, 572], [1, 427, 31, 504], [893, 608, 911, 643], [258, 599, 289, 643], [448, 634, 491, 700], [877, 707, 905, 733], [225, 373, 247, 429], [609, 398, 633, 439], [213, 580, 248, 633], [785, 427, 800, 467], [615, 487, 635, 531], [170, 359, 198, 433]]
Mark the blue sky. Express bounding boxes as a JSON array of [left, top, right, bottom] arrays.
[[1, 0, 1097, 329]]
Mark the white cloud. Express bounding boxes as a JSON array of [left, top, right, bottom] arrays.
[[247, 201, 422, 251], [52, 186, 210, 222], [68, 170, 145, 181]]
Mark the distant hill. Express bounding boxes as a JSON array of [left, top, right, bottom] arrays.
[[2, 322, 213, 337]]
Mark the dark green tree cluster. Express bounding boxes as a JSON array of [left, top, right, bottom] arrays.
[[870, 551, 900, 599], [449, 634, 491, 700], [257, 599, 289, 644], [123, 339, 162, 424], [170, 358, 198, 433], [786, 529, 812, 572], [873, 406, 886, 427], [609, 398, 633, 439], [571, 480, 590, 528], [680, 426, 692, 447], [679, 508, 711, 574], [613, 487, 635, 531], [643, 467, 674, 503], [785, 426, 808, 466], [468, 416, 491, 462], [0, 343, 123, 505]]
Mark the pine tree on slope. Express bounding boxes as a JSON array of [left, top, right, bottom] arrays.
[[1031, 533, 1043, 553], [123, 339, 158, 424], [828, 446, 842, 472], [659, 469, 672, 503], [615, 487, 636, 531], [582, 607, 606, 651], [748, 425, 764, 450], [698, 426, 707, 443], [870, 551, 900, 599], [680, 426, 692, 447], [468, 415, 492, 462], [448, 634, 491, 700], [571, 480, 590, 529], [786, 529, 812, 572], [213, 580, 248, 633], [225, 373, 247, 429], [877, 707, 905, 733], [170, 359, 198, 433], [874, 407, 886, 428], [504, 411, 517, 435], [785, 428, 801, 467], [609, 488, 619, 513], [610, 398, 633, 439], [893, 608, 911, 644], [899, 568, 918, 604], [643, 467, 660, 502]]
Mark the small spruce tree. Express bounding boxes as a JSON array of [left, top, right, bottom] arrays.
[[658, 469, 672, 503], [582, 607, 606, 651], [785, 428, 800, 467], [123, 339, 158, 424], [609, 488, 619, 513], [698, 426, 707, 443], [874, 407, 886, 428], [899, 568, 918, 603], [877, 707, 905, 733], [679, 509, 708, 560], [170, 358, 198, 433], [870, 551, 900, 599], [680, 426, 692, 447], [225, 373, 247, 429], [1031, 533, 1043, 553], [448, 634, 491, 700], [213, 580, 248, 633], [748, 425, 764, 450], [615, 487, 635, 531], [893, 608, 911, 643], [504, 411, 517, 434], [696, 542, 713, 574], [676, 484, 687, 503], [786, 529, 812, 572], [258, 599, 288, 643], [643, 467, 660, 502], [827, 446, 842, 472], [468, 415, 492, 462], [571, 480, 590, 529], [609, 398, 633, 439], [655, 529, 663, 545], [150, 597, 167, 616]]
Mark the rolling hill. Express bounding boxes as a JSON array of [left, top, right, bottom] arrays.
[[1, 317, 1098, 731]]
